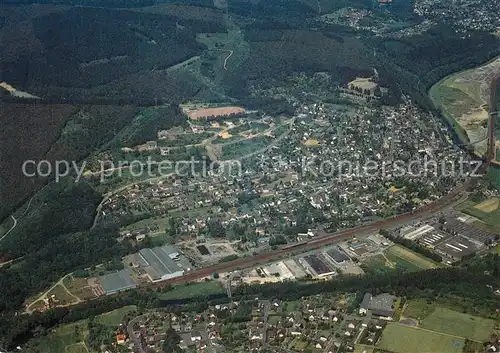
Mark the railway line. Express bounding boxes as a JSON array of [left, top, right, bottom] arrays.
[[150, 180, 469, 289]]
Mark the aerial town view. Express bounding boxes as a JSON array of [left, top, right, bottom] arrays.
[[0, 0, 499, 352]]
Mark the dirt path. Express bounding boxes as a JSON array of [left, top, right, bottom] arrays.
[[215, 49, 233, 70], [382, 252, 395, 268], [65, 342, 89, 353], [27, 274, 82, 313], [0, 216, 17, 243], [60, 275, 82, 303], [1, 184, 49, 244]]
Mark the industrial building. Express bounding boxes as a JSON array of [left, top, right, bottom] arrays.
[[443, 217, 496, 245], [418, 229, 452, 248], [99, 269, 137, 295], [136, 245, 185, 282], [325, 247, 350, 264], [301, 255, 336, 277], [359, 292, 396, 318], [435, 236, 477, 262], [401, 224, 434, 240]]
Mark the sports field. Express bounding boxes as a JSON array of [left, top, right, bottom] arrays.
[[420, 307, 496, 342], [385, 245, 441, 270], [377, 323, 464, 353]]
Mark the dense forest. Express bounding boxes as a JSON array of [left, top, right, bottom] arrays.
[[2, 0, 216, 6], [0, 179, 130, 312], [1, 7, 224, 91], [0, 2, 227, 217]]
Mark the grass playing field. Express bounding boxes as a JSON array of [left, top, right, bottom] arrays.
[[377, 323, 465, 353], [420, 307, 496, 342]]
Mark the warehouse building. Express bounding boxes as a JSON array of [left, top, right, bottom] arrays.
[[435, 236, 477, 262], [301, 255, 336, 277], [401, 224, 434, 240], [138, 245, 184, 282], [359, 292, 396, 318], [99, 269, 137, 295], [325, 247, 350, 264]]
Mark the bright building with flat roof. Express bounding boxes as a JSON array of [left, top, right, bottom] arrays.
[[99, 269, 137, 295], [139, 246, 184, 282]]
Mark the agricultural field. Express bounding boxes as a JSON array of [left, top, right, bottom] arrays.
[[420, 307, 496, 342], [30, 305, 136, 353], [64, 343, 89, 353], [93, 162, 175, 194], [354, 345, 374, 353], [377, 323, 465, 353], [159, 281, 224, 300], [461, 197, 500, 229], [97, 305, 137, 326], [33, 320, 89, 353], [385, 245, 441, 270], [121, 216, 173, 235], [403, 299, 438, 320]]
